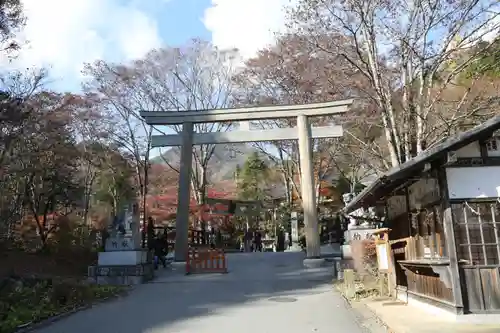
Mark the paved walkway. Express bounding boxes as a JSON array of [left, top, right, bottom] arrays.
[[36, 252, 370, 333], [361, 298, 500, 333]]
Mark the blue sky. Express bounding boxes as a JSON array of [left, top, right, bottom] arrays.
[[0, 0, 293, 161], [2, 0, 498, 94], [120, 0, 212, 49], [0, 0, 292, 92], [151, 0, 212, 44]]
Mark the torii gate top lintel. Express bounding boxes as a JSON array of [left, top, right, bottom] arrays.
[[139, 99, 353, 125], [142, 99, 354, 262]]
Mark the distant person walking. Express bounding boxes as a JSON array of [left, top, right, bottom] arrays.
[[147, 216, 155, 251], [153, 235, 167, 269], [244, 230, 252, 252], [254, 231, 263, 252], [209, 229, 216, 249]]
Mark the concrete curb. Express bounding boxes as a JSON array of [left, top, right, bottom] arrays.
[[303, 258, 326, 269], [334, 284, 393, 333], [14, 287, 133, 333], [358, 303, 394, 333]]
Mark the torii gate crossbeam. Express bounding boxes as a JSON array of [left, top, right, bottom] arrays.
[[140, 99, 353, 263]]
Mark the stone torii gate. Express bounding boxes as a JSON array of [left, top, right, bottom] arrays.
[[140, 99, 353, 263]]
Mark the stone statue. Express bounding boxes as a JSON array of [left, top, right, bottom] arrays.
[[109, 215, 126, 237], [349, 208, 366, 229], [360, 207, 377, 228], [105, 203, 141, 251], [342, 193, 354, 206], [343, 193, 365, 229]]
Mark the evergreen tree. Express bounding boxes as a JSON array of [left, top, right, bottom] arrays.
[[462, 37, 500, 79], [237, 152, 270, 201]]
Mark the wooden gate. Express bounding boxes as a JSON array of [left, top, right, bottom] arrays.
[[452, 202, 500, 313]]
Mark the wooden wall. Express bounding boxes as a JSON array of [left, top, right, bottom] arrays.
[[390, 237, 455, 305], [404, 265, 454, 303], [462, 267, 500, 313]]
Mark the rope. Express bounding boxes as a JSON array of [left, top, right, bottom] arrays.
[[464, 201, 480, 215]]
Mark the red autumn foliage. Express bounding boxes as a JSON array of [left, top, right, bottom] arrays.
[[145, 185, 237, 223]]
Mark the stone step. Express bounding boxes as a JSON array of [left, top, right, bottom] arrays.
[[88, 263, 153, 277]]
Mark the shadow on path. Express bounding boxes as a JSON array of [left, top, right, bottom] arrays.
[[35, 251, 366, 333]]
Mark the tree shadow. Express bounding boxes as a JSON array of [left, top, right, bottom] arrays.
[[35, 252, 338, 333]]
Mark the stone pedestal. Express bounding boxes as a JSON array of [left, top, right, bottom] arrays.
[[98, 250, 148, 266], [88, 263, 154, 285], [88, 213, 154, 285], [341, 244, 352, 259], [89, 240, 153, 285]]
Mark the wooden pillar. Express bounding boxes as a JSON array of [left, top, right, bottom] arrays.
[[438, 167, 464, 313]]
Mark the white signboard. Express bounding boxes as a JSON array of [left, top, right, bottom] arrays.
[[446, 166, 500, 199], [376, 243, 389, 271]]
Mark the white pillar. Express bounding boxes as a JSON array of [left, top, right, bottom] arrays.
[[174, 122, 194, 262], [297, 114, 321, 258]]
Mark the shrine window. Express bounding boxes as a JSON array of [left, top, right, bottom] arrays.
[[452, 202, 500, 266]]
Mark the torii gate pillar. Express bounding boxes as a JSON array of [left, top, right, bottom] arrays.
[[297, 115, 320, 258], [174, 115, 323, 261], [174, 122, 194, 262]]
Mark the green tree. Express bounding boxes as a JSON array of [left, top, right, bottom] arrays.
[[462, 37, 500, 79], [237, 152, 270, 201], [91, 145, 136, 217]]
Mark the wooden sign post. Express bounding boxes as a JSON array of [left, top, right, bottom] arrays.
[[372, 228, 394, 296]]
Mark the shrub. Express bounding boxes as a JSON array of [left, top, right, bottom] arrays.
[[350, 239, 378, 278], [0, 276, 125, 333]]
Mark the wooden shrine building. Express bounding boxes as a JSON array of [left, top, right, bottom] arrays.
[[344, 115, 500, 315]]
